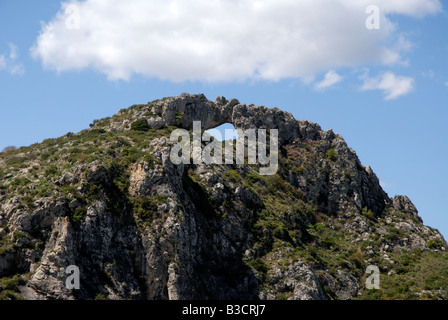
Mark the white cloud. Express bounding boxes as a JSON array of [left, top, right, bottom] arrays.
[[422, 69, 435, 78], [0, 55, 6, 70], [314, 71, 343, 90], [360, 71, 415, 100], [8, 43, 18, 60], [353, 0, 441, 17], [0, 43, 25, 75], [31, 0, 441, 82], [8, 63, 26, 76]]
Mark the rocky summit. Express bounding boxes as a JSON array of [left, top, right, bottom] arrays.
[[0, 93, 447, 300]]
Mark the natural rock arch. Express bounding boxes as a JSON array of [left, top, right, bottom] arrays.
[[151, 93, 302, 145]]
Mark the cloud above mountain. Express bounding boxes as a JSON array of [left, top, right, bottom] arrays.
[[31, 0, 441, 82], [314, 71, 343, 90], [360, 71, 415, 100]]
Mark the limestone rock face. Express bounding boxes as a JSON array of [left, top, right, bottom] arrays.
[[0, 93, 446, 300], [392, 195, 421, 222], [151, 94, 300, 145]]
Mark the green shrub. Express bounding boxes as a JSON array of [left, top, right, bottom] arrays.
[[247, 258, 268, 276], [122, 147, 145, 166], [291, 165, 304, 175], [123, 130, 148, 147], [427, 239, 444, 249], [175, 112, 184, 122], [223, 170, 241, 183], [188, 169, 200, 183], [72, 206, 86, 223], [314, 222, 325, 232], [245, 172, 262, 184], [5, 156, 29, 168], [395, 264, 409, 275], [86, 184, 101, 201], [45, 164, 60, 176], [348, 250, 364, 269], [10, 177, 31, 189], [129, 104, 147, 112], [34, 183, 53, 198], [13, 232, 27, 240], [276, 292, 293, 300], [325, 148, 337, 162], [321, 234, 337, 249], [113, 174, 130, 193], [361, 207, 375, 220], [154, 194, 168, 203], [0, 244, 14, 257], [0, 275, 26, 292], [424, 275, 442, 290], [131, 119, 150, 132], [131, 193, 169, 224], [95, 293, 108, 300], [262, 174, 292, 194], [67, 149, 89, 163], [78, 129, 106, 141], [273, 225, 292, 243], [385, 227, 405, 242], [40, 151, 52, 161], [116, 137, 132, 148]]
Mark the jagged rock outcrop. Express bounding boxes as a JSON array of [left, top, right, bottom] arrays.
[[392, 195, 421, 222], [151, 94, 301, 145], [0, 93, 446, 300]]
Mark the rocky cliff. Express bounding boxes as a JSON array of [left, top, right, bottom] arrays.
[[0, 93, 446, 300]]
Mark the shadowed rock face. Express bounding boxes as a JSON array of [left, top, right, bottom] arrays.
[[0, 93, 446, 301]]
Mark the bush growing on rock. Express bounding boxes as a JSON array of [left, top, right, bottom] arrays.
[[131, 119, 150, 132]]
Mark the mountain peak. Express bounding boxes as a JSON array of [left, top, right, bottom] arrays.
[[0, 94, 446, 300]]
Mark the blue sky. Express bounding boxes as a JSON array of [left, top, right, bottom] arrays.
[[0, 0, 447, 239]]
